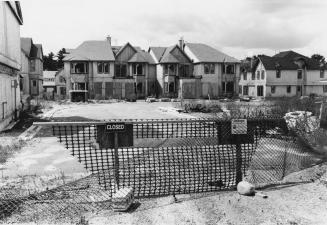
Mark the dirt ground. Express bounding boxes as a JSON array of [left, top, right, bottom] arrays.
[[1, 101, 327, 224], [88, 175, 327, 225]]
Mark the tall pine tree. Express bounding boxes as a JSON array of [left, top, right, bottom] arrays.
[[56, 48, 66, 69]]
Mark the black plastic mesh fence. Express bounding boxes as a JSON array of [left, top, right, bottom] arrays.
[[1, 116, 326, 223]]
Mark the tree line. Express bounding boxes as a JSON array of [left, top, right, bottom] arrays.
[[43, 48, 66, 71]]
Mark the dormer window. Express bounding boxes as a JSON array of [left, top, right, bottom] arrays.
[[256, 71, 260, 80], [276, 69, 281, 78], [297, 69, 303, 79], [261, 70, 265, 79]]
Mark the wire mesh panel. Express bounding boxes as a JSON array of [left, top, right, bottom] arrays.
[[1, 116, 326, 223]]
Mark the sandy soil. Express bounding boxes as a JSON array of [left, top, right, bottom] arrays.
[[88, 178, 327, 225], [41, 101, 193, 120]]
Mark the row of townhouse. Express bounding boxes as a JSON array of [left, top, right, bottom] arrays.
[[0, 1, 23, 131], [62, 37, 241, 101], [239, 51, 326, 98]]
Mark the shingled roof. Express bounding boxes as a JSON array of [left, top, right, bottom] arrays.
[[128, 51, 156, 64], [258, 51, 322, 70], [63, 41, 115, 61], [148, 47, 167, 62], [185, 43, 239, 63]]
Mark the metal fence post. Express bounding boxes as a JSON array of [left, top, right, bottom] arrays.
[[114, 132, 120, 190], [235, 135, 243, 184]]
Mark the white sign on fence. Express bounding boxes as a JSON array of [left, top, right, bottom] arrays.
[[231, 119, 247, 134]]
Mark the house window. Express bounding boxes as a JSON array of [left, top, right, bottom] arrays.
[[271, 86, 276, 94], [132, 64, 144, 75], [164, 82, 168, 93], [252, 72, 255, 80], [276, 69, 281, 78], [204, 64, 215, 74], [115, 64, 127, 77], [239, 85, 242, 94], [164, 64, 176, 75], [287, 85, 291, 93], [169, 82, 175, 93], [257, 71, 260, 80], [180, 64, 190, 77], [71, 62, 88, 74], [323, 85, 327, 93], [243, 86, 249, 95], [169, 64, 176, 75], [257, 86, 264, 97], [226, 65, 235, 74], [30, 60, 36, 72], [320, 69, 325, 78], [164, 65, 169, 75], [297, 70, 303, 79], [261, 70, 265, 79], [243, 72, 247, 80], [59, 76, 66, 83], [97, 62, 109, 74], [222, 82, 226, 92], [32, 80, 37, 87], [60, 87, 66, 95]]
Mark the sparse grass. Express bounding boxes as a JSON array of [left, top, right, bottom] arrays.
[[0, 139, 26, 164]]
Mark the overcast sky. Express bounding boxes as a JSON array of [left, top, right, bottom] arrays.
[[20, 0, 327, 59]]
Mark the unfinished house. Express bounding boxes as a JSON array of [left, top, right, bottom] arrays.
[[63, 37, 156, 101], [54, 68, 66, 100], [112, 43, 157, 99], [20, 37, 44, 98], [0, 1, 23, 131], [184, 42, 240, 98], [149, 41, 198, 98]]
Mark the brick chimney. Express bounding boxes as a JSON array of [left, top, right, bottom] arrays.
[[106, 35, 111, 45], [179, 37, 185, 51]]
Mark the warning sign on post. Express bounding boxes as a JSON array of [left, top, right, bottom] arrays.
[[231, 119, 247, 134]]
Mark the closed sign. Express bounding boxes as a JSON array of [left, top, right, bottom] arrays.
[[231, 119, 247, 134], [106, 123, 126, 132]]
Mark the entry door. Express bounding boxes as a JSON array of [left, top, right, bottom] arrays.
[[297, 86, 302, 96], [257, 85, 264, 97]]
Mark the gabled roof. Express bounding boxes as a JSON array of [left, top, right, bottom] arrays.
[[114, 42, 138, 58], [158, 45, 192, 64], [160, 46, 180, 63], [258, 51, 321, 70], [7, 2, 23, 25], [148, 47, 166, 61], [128, 50, 156, 64], [63, 41, 115, 61], [21, 38, 43, 59], [185, 43, 239, 63], [21, 38, 32, 56]]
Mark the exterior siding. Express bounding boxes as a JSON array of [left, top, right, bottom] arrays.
[[0, 2, 22, 131]]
